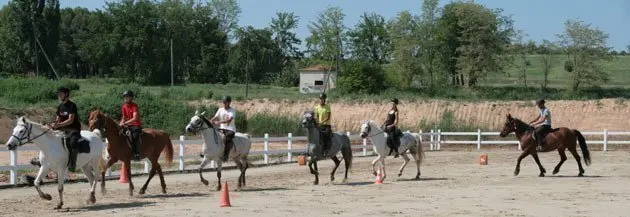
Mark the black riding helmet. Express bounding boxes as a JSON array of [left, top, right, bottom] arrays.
[[536, 99, 545, 105], [391, 98, 399, 105], [319, 93, 327, 99], [222, 95, 232, 102], [58, 86, 70, 94], [122, 90, 135, 98]]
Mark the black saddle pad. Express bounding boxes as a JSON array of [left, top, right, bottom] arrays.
[[77, 138, 90, 153]]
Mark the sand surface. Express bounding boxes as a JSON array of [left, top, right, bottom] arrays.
[[0, 150, 629, 217]]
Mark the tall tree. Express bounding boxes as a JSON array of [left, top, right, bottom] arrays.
[[348, 12, 391, 64], [538, 39, 558, 90], [416, 0, 441, 86], [387, 11, 421, 89], [230, 26, 282, 84], [305, 6, 347, 64], [510, 30, 532, 87], [208, 0, 241, 40], [437, 2, 515, 86], [270, 12, 302, 66], [556, 19, 614, 91]]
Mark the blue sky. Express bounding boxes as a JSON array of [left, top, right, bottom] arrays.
[[1, 0, 629, 51]]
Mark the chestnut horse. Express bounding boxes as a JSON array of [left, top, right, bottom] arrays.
[[88, 108, 174, 196], [499, 114, 591, 177]]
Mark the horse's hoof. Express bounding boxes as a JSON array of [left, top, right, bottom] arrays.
[[398, 173, 402, 177], [373, 171, 377, 176], [552, 169, 559, 175], [215, 186, 221, 191], [162, 189, 167, 194], [578, 173, 584, 177], [414, 175, 421, 180], [539, 173, 545, 177], [86, 198, 96, 205], [330, 177, 335, 182], [341, 178, 347, 183], [513, 171, 520, 176], [313, 181, 319, 185], [138, 189, 146, 195], [201, 179, 209, 186], [54, 203, 63, 210], [42, 194, 52, 201]]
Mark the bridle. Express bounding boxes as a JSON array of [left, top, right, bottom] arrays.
[[11, 122, 50, 147], [188, 115, 213, 134], [362, 121, 386, 138]]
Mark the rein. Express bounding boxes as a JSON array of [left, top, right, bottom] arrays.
[[12, 122, 51, 146], [196, 115, 221, 147]]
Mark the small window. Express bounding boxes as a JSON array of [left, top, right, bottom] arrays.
[[314, 80, 324, 85]]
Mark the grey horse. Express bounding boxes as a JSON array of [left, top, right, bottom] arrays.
[[300, 110, 353, 185]]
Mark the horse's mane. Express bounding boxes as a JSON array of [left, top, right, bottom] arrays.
[[510, 116, 534, 132], [19, 116, 47, 129], [198, 115, 214, 128]]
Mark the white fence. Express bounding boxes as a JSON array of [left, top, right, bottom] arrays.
[[1, 129, 629, 186]]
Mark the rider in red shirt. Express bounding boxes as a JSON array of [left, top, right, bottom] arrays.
[[120, 90, 143, 161]]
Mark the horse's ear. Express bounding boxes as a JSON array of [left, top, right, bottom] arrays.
[[195, 110, 199, 115], [507, 113, 512, 119], [200, 111, 206, 116]]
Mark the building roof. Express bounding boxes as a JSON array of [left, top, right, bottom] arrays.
[[300, 64, 337, 72]]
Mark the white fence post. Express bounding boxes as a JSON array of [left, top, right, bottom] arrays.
[[437, 129, 442, 150], [477, 129, 481, 150], [144, 159, 150, 173], [518, 141, 522, 151], [287, 133, 292, 162], [346, 132, 351, 154], [179, 135, 185, 171], [603, 129, 608, 151], [10, 149, 17, 185], [362, 137, 367, 156], [430, 129, 435, 151], [105, 138, 111, 177], [264, 133, 269, 164]]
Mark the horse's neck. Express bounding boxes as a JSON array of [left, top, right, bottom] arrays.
[[306, 126, 320, 144], [368, 122, 387, 142], [29, 123, 62, 155], [200, 124, 220, 148], [514, 121, 532, 140]]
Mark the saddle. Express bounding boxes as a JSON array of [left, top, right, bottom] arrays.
[[62, 136, 91, 153], [385, 128, 403, 146], [123, 129, 144, 148]]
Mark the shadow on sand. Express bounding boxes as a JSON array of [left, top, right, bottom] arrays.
[[66, 201, 156, 212], [546, 175, 605, 178], [397, 177, 451, 182], [139, 192, 208, 199], [238, 187, 292, 192]]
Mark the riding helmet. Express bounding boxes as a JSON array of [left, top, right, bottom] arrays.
[[122, 90, 135, 98], [222, 95, 232, 102], [391, 98, 399, 104], [536, 99, 545, 105], [57, 86, 70, 94], [319, 93, 327, 99]]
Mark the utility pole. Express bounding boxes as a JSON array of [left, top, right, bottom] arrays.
[[245, 43, 250, 98], [170, 38, 174, 86]]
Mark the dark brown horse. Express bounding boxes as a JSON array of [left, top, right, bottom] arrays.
[[499, 114, 591, 177], [88, 108, 174, 196]]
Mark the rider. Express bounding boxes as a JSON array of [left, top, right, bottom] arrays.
[[120, 90, 142, 161], [529, 99, 552, 151], [210, 96, 236, 162], [383, 98, 400, 158], [315, 93, 332, 155], [49, 87, 82, 172]]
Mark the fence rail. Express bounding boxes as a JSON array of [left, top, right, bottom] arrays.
[[1, 129, 629, 186]]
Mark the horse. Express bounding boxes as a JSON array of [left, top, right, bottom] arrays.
[[6, 116, 104, 209], [88, 108, 174, 196], [300, 111, 353, 185], [185, 110, 253, 191], [359, 120, 424, 181], [499, 113, 591, 177]]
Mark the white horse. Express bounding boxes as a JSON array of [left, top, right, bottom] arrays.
[[359, 120, 424, 181], [185, 110, 252, 191], [5, 117, 104, 209]]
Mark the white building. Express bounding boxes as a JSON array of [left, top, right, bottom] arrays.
[[299, 64, 338, 93]]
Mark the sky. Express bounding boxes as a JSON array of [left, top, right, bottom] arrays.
[[1, 0, 629, 51]]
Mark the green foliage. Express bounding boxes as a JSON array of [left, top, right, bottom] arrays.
[[337, 61, 385, 94], [306, 6, 347, 61], [246, 113, 302, 137], [0, 77, 78, 105], [348, 12, 391, 64]]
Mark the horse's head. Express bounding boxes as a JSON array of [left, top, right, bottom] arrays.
[[88, 108, 108, 132], [359, 120, 372, 139], [300, 110, 316, 128], [186, 110, 211, 134], [6, 116, 33, 150], [499, 113, 518, 137]]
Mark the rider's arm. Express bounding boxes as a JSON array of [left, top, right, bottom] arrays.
[[529, 114, 540, 124], [388, 111, 399, 128], [56, 104, 77, 128], [321, 106, 331, 124], [119, 106, 126, 125]]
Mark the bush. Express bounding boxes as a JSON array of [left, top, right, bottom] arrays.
[[0, 77, 79, 105], [337, 61, 386, 94]]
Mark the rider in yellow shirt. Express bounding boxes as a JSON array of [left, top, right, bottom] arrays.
[[315, 93, 332, 155]]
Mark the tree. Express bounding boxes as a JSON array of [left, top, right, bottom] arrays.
[[229, 26, 282, 84], [538, 39, 557, 90], [270, 12, 302, 87], [416, 0, 441, 86], [208, 0, 241, 40], [348, 12, 391, 64], [305, 6, 347, 63], [510, 30, 532, 87], [387, 11, 421, 89], [337, 60, 385, 94], [556, 19, 614, 91]]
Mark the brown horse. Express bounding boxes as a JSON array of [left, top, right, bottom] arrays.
[[88, 108, 174, 196], [499, 113, 591, 177]]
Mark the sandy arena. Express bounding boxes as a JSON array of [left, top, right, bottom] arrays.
[[0, 151, 629, 217]]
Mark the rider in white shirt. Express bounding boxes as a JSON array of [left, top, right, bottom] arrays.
[[210, 96, 236, 162]]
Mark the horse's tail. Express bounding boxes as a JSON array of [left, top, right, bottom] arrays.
[[574, 130, 591, 166], [412, 133, 425, 165], [162, 136, 175, 168], [341, 134, 353, 173]]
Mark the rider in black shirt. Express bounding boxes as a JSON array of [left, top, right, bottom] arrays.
[[49, 87, 82, 172], [383, 98, 401, 158]]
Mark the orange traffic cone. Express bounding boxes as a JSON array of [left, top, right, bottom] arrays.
[[479, 154, 488, 165], [374, 171, 384, 185], [220, 182, 231, 207], [119, 162, 129, 183]]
